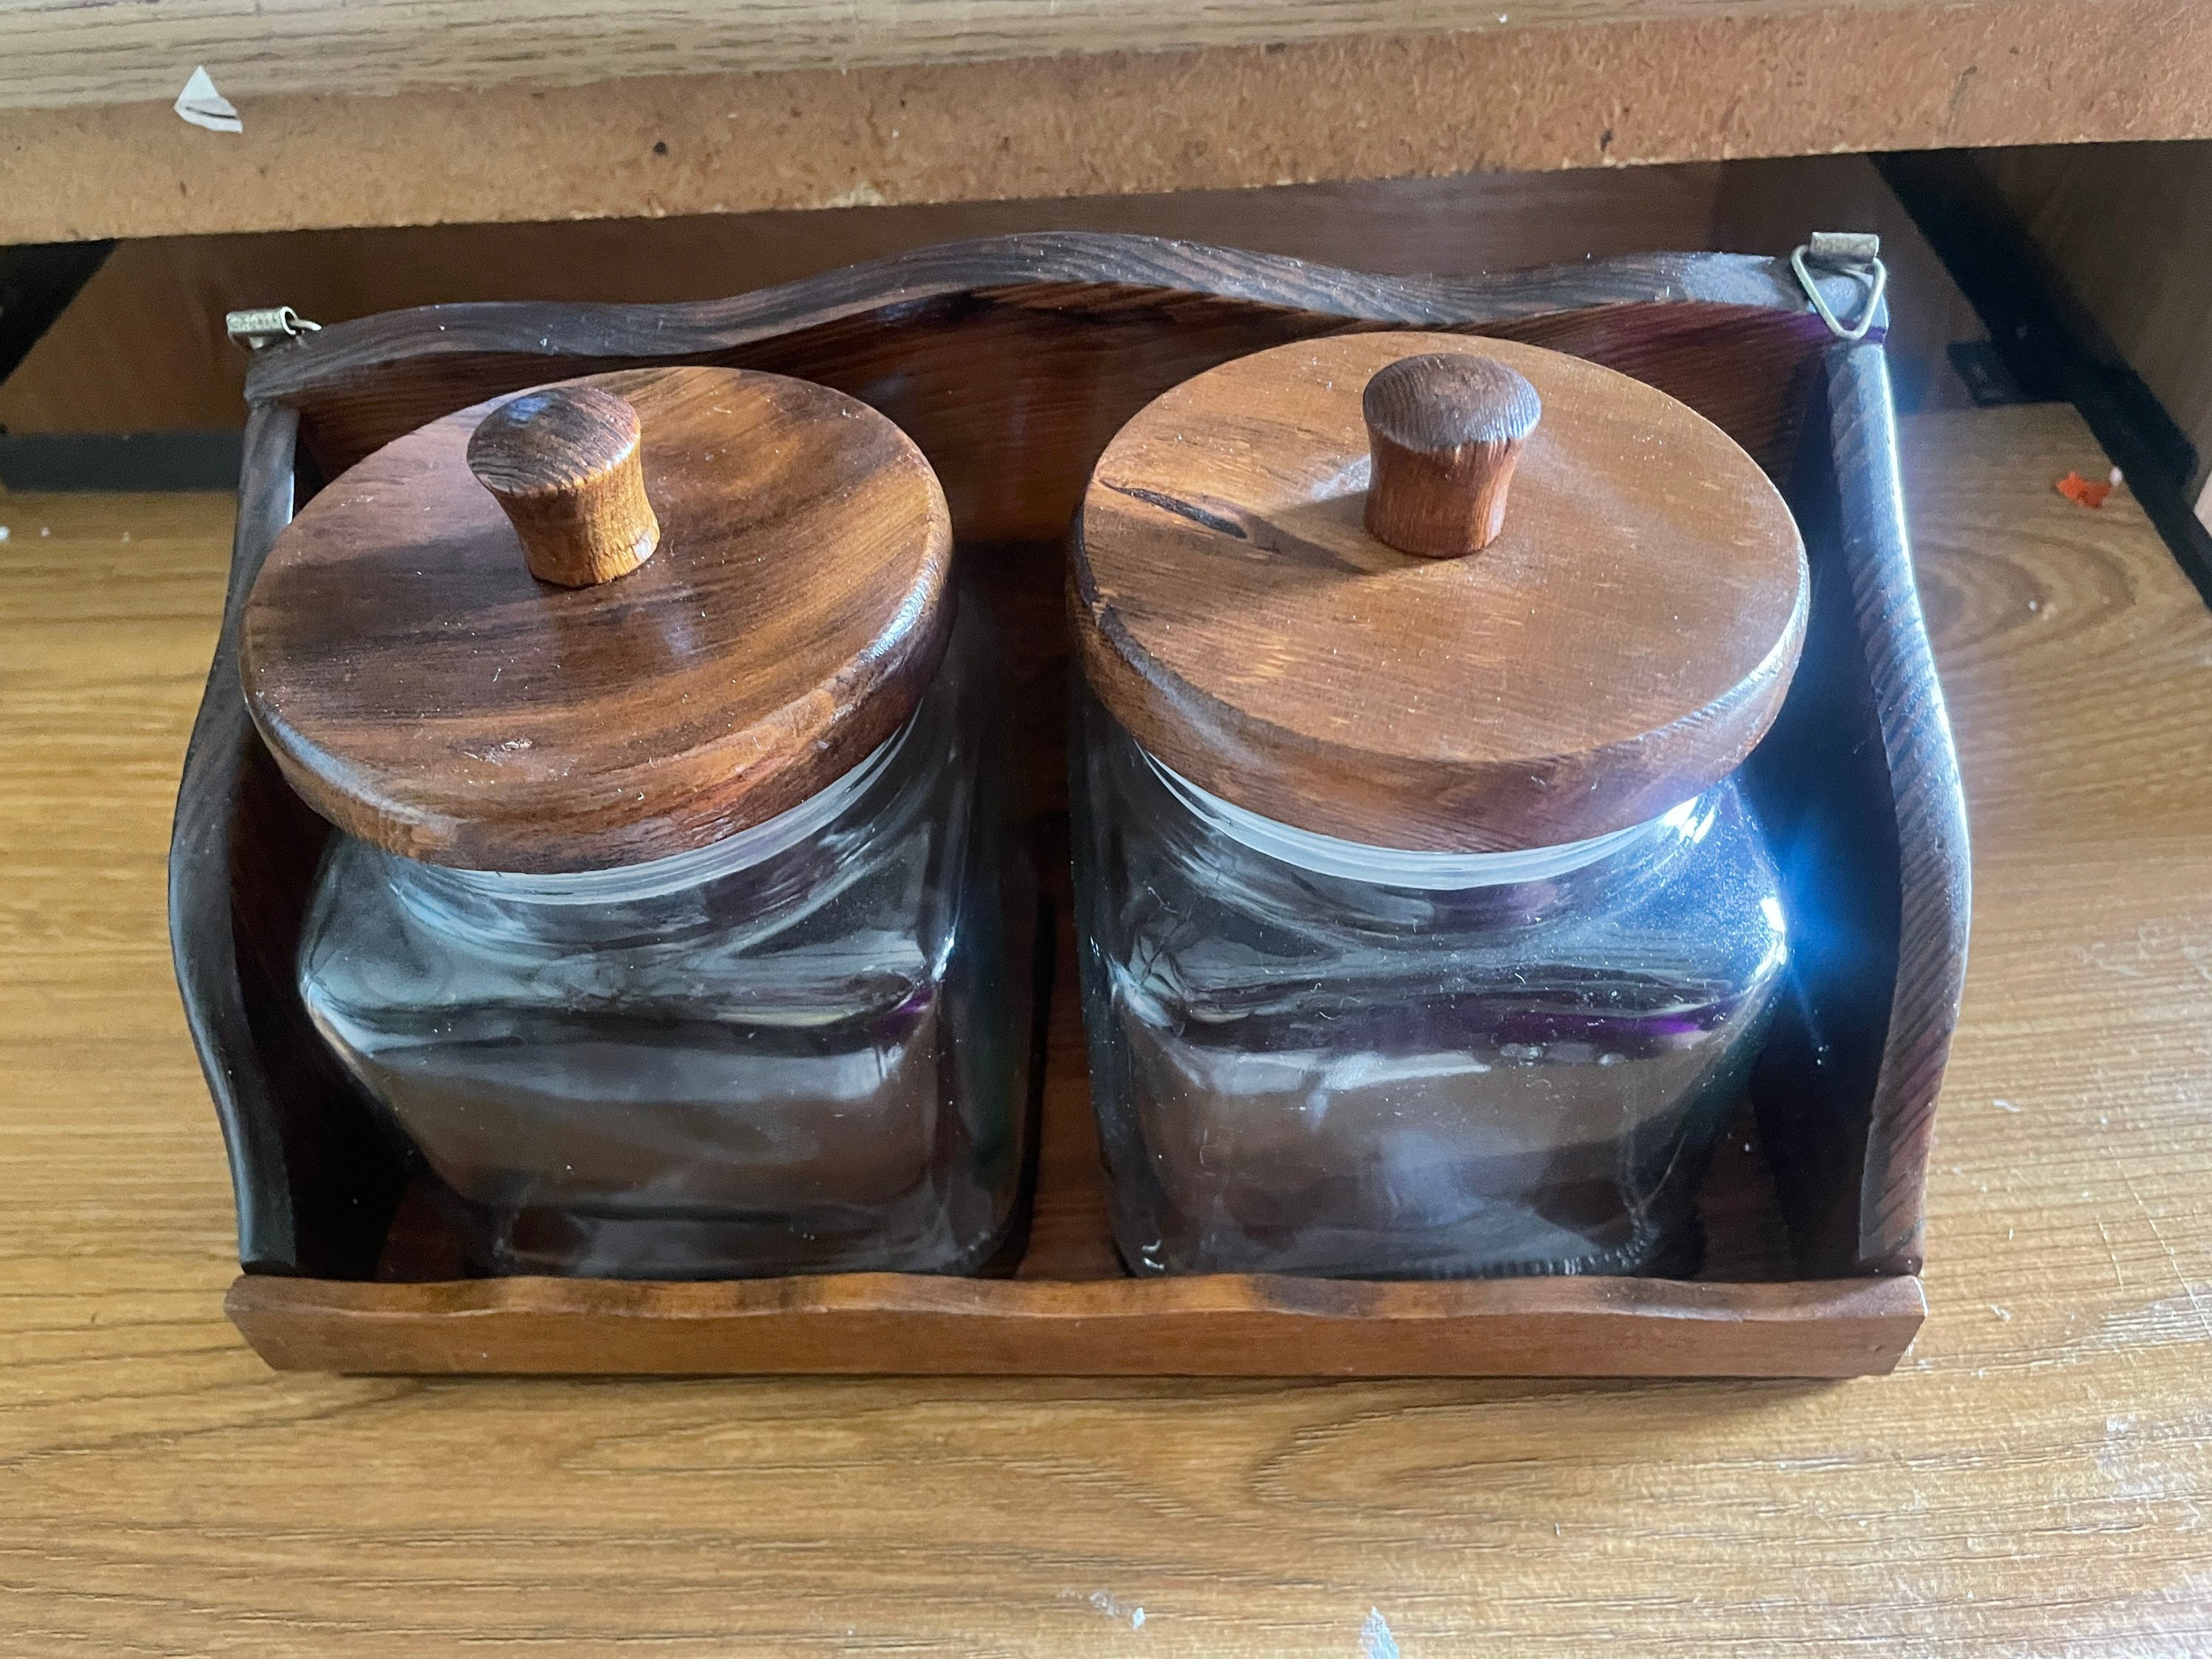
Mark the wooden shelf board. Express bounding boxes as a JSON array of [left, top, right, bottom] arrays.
[[7, 0, 2212, 243]]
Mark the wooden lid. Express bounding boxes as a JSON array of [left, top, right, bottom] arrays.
[[241, 365, 953, 872], [1073, 332, 1808, 852]]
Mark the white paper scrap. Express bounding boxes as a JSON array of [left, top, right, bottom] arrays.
[[175, 66, 243, 133]]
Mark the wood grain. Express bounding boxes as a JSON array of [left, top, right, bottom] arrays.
[[1360, 352, 1543, 557], [1074, 332, 1807, 849], [0, 0, 1927, 112], [226, 1271, 1924, 1379], [8, 0, 2212, 244], [240, 366, 953, 870], [4, 400, 2210, 1649], [1818, 346, 1972, 1276], [465, 383, 662, 588], [165, 402, 407, 1279], [239, 240, 1865, 526]]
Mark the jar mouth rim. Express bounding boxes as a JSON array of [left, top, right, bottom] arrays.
[[1144, 748, 1703, 890], [420, 717, 914, 904]]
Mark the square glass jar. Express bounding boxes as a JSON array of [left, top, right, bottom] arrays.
[[1067, 332, 1811, 1280], [301, 605, 1034, 1278], [1071, 689, 1786, 1278], [240, 364, 1033, 1281]]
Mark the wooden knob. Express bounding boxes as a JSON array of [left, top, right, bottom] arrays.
[[466, 385, 662, 587], [1362, 354, 1542, 558]]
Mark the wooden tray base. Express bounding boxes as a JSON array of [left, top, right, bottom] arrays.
[[224, 1271, 1925, 1378]]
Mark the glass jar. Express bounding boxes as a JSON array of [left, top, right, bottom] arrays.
[[1074, 686, 1784, 1278], [1068, 333, 1809, 1281], [302, 605, 1032, 1278], [240, 365, 1035, 1279]]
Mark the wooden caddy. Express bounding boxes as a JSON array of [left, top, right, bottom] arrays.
[[173, 235, 1968, 1379]]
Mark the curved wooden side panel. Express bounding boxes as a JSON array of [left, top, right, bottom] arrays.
[[1829, 345, 1972, 1274], [246, 234, 1869, 533], [244, 235, 1855, 414], [225, 1270, 1927, 1379], [1741, 344, 1969, 1280], [168, 405, 409, 1278], [167, 405, 299, 1267]]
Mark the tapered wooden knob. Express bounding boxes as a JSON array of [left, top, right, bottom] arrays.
[[466, 385, 661, 587], [1362, 354, 1543, 558]]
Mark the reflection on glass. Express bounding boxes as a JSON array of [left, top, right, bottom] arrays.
[[1072, 688, 1785, 1279], [300, 607, 1032, 1279]]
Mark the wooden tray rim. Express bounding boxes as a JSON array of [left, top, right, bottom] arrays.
[[226, 1270, 1928, 1378], [237, 232, 1884, 408]]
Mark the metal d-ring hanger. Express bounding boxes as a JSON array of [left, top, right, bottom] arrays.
[[224, 306, 321, 351], [1792, 231, 1888, 343]]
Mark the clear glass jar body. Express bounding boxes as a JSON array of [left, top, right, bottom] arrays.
[[1071, 689, 1788, 1279], [299, 608, 1034, 1279]]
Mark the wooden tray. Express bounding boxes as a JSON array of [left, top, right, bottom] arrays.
[[173, 235, 1968, 1377]]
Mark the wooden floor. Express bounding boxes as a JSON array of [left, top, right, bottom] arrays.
[[4, 401, 2211, 1651]]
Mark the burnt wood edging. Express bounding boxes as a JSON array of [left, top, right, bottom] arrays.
[[221, 1272, 1931, 1379], [1827, 342, 1971, 1273], [240, 236, 1874, 406], [167, 234, 1964, 1371]]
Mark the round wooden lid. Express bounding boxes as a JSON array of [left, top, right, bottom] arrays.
[[242, 365, 953, 872], [1073, 333, 1808, 852]]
